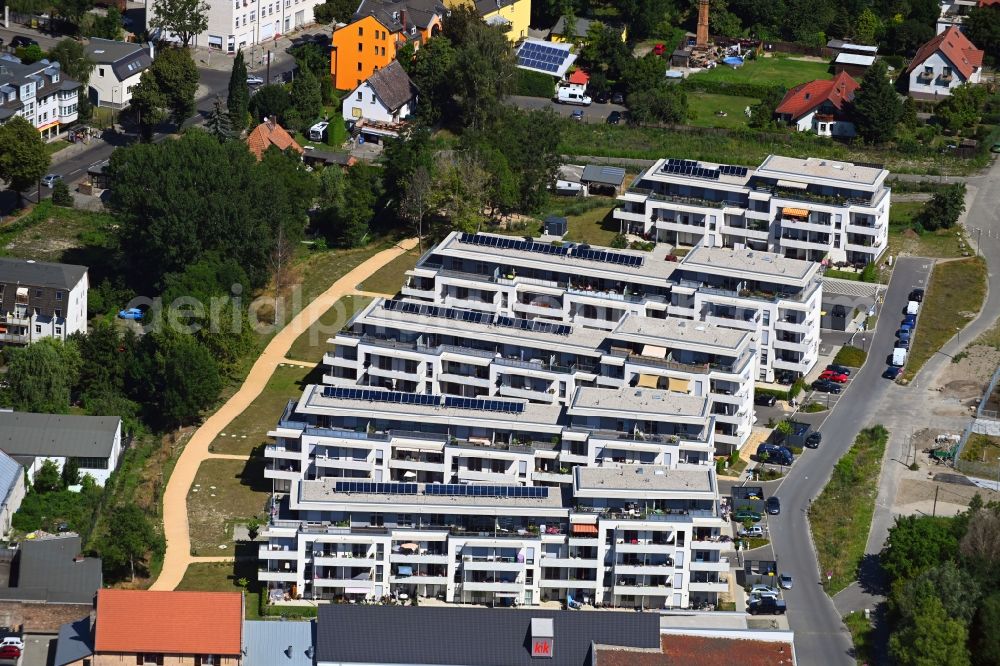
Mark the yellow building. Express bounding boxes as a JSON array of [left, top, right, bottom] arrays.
[[446, 0, 531, 42]]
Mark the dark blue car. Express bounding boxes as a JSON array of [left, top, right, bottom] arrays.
[[883, 366, 902, 379]]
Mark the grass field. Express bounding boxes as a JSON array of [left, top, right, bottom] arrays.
[[843, 611, 875, 665], [209, 364, 320, 455], [356, 248, 420, 295], [810, 425, 888, 595], [0, 200, 115, 263], [187, 458, 270, 554], [905, 257, 987, 380], [833, 346, 867, 368], [285, 295, 374, 364], [690, 56, 832, 87], [961, 433, 1000, 464], [887, 201, 968, 259], [177, 560, 263, 620], [687, 93, 759, 129]]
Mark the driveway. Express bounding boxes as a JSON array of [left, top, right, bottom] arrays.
[[510, 95, 627, 123]]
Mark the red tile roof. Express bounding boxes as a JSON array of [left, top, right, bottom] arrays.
[[94, 589, 243, 655], [774, 71, 859, 121], [596, 635, 796, 666], [245, 118, 304, 161], [980, 0, 999, 7], [905, 26, 984, 80], [568, 69, 590, 85]]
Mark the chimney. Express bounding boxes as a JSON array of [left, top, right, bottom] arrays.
[[285, 645, 294, 658], [306, 646, 315, 659], [400, 9, 406, 30], [74, 554, 85, 563]]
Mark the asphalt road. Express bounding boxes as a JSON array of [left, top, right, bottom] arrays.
[[766, 257, 929, 666], [510, 95, 627, 123]]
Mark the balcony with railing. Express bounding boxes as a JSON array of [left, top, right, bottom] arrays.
[[627, 186, 745, 210]]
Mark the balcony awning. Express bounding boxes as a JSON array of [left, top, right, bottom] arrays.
[[15, 287, 27, 297], [572, 524, 599, 536], [637, 374, 660, 389], [346, 587, 370, 594], [641, 344, 667, 359], [495, 592, 519, 598], [397, 566, 413, 576], [782, 207, 809, 217], [668, 377, 691, 394], [776, 179, 808, 190]]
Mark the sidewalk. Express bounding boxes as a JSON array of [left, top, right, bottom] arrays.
[[191, 26, 329, 73]]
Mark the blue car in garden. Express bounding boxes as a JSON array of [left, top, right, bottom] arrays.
[[118, 307, 143, 320]]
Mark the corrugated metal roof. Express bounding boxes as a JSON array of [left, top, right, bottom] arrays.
[[581, 164, 626, 186], [243, 620, 314, 666], [0, 412, 120, 459]]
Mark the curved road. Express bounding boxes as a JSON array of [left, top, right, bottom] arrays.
[[770, 156, 1000, 665], [151, 238, 418, 591]]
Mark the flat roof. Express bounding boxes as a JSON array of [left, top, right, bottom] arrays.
[[582, 164, 626, 186], [576, 464, 713, 493], [298, 384, 561, 427], [756, 155, 886, 188], [679, 245, 816, 283], [835, 52, 876, 65], [570, 386, 708, 419], [434, 232, 678, 282], [637, 158, 755, 187], [300, 478, 566, 509], [613, 314, 749, 351]]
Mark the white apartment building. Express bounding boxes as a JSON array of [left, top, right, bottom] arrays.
[[261, 383, 732, 610], [147, 0, 323, 51], [0, 258, 89, 345], [0, 57, 79, 140], [402, 231, 821, 385], [615, 155, 891, 267]]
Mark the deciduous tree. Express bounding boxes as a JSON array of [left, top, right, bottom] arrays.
[[0, 115, 51, 205], [98, 503, 162, 581], [289, 68, 322, 131], [965, 5, 1000, 66], [33, 460, 63, 494], [1, 338, 80, 413], [889, 595, 971, 666], [129, 69, 166, 141], [49, 38, 95, 85], [150, 0, 209, 47], [918, 183, 966, 231], [248, 84, 290, 125], [152, 47, 200, 124], [882, 515, 961, 581]]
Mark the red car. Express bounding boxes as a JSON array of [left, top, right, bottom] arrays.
[[819, 370, 849, 383], [0, 646, 21, 659], [652, 43, 666, 56]]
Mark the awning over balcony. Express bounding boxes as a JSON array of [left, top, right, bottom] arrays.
[[776, 180, 808, 190], [346, 587, 370, 594], [668, 377, 691, 394], [641, 344, 667, 358], [572, 524, 599, 536], [782, 207, 809, 217], [637, 374, 660, 388]]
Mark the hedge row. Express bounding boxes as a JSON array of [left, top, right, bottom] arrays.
[[679, 78, 786, 100], [755, 378, 807, 402], [515, 69, 556, 99]]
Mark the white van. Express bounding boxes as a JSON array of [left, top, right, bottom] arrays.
[[556, 87, 592, 106], [906, 300, 919, 315], [892, 347, 907, 367], [308, 121, 329, 141]]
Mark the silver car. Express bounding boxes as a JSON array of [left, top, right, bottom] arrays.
[[41, 173, 61, 188]]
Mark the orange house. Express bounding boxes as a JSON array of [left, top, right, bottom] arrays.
[[330, 0, 445, 91]]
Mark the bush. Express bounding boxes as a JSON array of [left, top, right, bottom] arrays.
[[51, 179, 73, 207], [802, 401, 828, 413], [610, 233, 628, 249], [860, 262, 878, 282], [515, 69, 556, 98]]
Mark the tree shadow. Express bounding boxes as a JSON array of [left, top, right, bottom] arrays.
[[856, 552, 888, 596]]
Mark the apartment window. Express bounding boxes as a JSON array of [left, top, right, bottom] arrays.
[[35, 325, 41, 334], [358, 42, 362, 51], [356, 91, 362, 100], [760, 350, 769, 364], [34, 289, 42, 297], [374, 44, 378, 53], [54, 309, 62, 318], [357, 62, 362, 71], [370, 93, 375, 104], [468, 458, 483, 472], [195, 656, 222, 666], [137, 655, 164, 666], [398, 514, 412, 527], [99, 67, 105, 77], [761, 310, 770, 325], [358, 26, 363, 36], [73, 457, 108, 470], [250, 10, 255, 20], [235, 16, 240, 26], [55, 326, 62, 335], [380, 46, 385, 56]]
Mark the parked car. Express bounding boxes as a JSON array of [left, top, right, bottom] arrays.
[[754, 393, 776, 407], [756, 443, 793, 465], [909, 288, 925, 302], [247, 74, 265, 85], [570, 109, 584, 121], [748, 596, 787, 615], [766, 496, 780, 515], [0, 645, 21, 660], [10, 35, 38, 48], [611, 92, 625, 105], [897, 329, 911, 343], [41, 173, 62, 188], [652, 43, 666, 56], [0, 637, 23, 651], [811, 379, 842, 394], [903, 314, 917, 327], [826, 364, 852, 376], [750, 584, 779, 597], [734, 509, 762, 523], [594, 90, 610, 104], [607, 110, 622, 124], [819, 370, 849, 383], [805, 432, 822, 449], [883, 366, 902, 380], [118, 307, 143, 320], [779, 573, 793, 589], [895, 338, 910, 350], [740, 525, 765, 538], [991, 142, 1000, 154]]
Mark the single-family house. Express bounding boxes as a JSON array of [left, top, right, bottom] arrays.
[[56, 589, 245, 666], [343, 60, 417, 142], [774, 71, 859, 137], [0, 56, 80, 141], [0, 451, 24, 539], [245, 117, 304, 161], [906, 26, 984, 100], [84, 39, 153, 109], [0, 257, 88, 345], [0, 535, 103, 605], [0, 412, 123, 486], [330, 0, 446, 90], [549, 16, 626, 43]]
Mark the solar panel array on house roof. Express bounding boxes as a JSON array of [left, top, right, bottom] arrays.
[[661, 158, 749, 180], [382, 298, 572, 336], [335, 481, 418, 494], [423, 484, 547, 498], [456, 233, 644, 268], [516, 40, 571, 73]]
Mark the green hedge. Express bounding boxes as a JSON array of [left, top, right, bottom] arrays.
[[680, 78, 786, 100], [515, 69, 556, 98], [755, 379, 806, 402]]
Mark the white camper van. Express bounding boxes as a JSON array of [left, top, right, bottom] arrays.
[[556, 87, 592, 106], [906, 300, 919, 316]]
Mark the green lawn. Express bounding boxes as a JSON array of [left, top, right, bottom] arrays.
[[686, 93, 758, 129], [293, 110, 349, 149], [960, 433, 1000, 464], [904, 257, 987, 380], [285, 295, 374, 364], [43, 139, 71, 159], [843, 611, 875, 665], [833, 345, 867, 368], [209, 364, 320, 455], [356, 248, 420, 295], [187, 458, 270, 555], [564, 205, 621, 246], [690, 56, 832, 87], [887, 201, 968, 259], [809, 425, 888, 595], [177, 561, 263, 620]]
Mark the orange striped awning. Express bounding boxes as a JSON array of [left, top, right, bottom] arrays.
[[782, 207, 809, 217], [572, 524, 599, 536]]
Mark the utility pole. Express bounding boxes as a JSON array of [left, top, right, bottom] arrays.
[[266, 49, 271, 85], [932, 486, 939, 516]]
